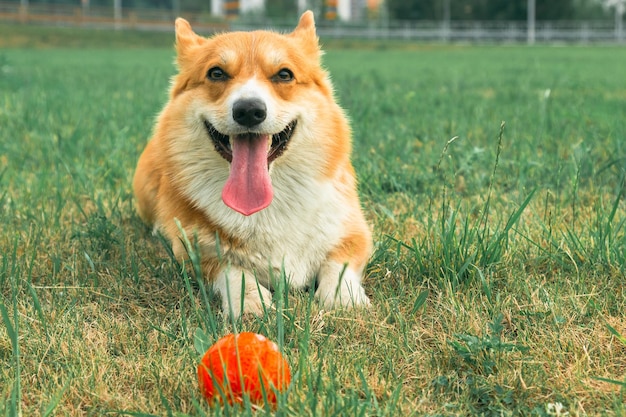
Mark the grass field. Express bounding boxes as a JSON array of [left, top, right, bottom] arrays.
[[1, 23, 625, 416]]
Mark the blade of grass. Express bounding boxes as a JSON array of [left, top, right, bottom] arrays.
[[1, 236, 22, 417], [591, 376, 626, 388], [41, 379, 70, 417], [409, 290, 429, 315], [1, 299, 20, 417], [481, 188, 537, 266], [606, 323, 626, 346], [479, 121, 505, 243]]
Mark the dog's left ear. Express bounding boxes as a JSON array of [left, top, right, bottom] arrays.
[[290, 11, 320, 55]]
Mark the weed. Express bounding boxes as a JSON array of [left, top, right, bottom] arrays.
[[448, 313, 529, 377]]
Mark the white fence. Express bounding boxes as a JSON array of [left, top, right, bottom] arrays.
[[250, 20, 623, 43], [354, 21, 622, 43], [0, 2, 624, 43]]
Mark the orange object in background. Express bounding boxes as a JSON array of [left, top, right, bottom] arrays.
[[325, 0, 338, 20], [197, 332, 291, 406]]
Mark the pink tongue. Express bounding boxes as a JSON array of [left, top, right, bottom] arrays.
[[222, 134, 273, 216]]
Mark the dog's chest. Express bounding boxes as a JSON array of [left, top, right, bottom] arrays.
[[214, 175, 345, 287]]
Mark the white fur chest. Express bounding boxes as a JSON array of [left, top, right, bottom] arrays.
[[183, 158, 347, 289]]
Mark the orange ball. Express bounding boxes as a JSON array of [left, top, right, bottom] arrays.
[[197, 332, 291, 406]]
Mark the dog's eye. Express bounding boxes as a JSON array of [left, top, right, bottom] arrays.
[[207, 67, 228, 81], [274, 68, 294, 82]]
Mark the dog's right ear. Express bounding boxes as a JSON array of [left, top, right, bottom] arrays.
[[171, 18, 204, 97], [175, 18, 203, 65]]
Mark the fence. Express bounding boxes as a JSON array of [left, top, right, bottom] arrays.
[[0, 2, 624, 44], [0, 2, 229, 32], [309, 20, 623, 43]]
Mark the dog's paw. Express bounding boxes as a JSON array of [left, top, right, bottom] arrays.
[[315, 263, 370, 310], [238, 284, 273, 317], [214, 267, 273, 318]]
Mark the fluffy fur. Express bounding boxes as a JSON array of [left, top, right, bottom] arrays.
[[133, 11, 372, 317]]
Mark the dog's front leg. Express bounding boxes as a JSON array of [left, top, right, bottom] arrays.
[[315, 261, 370, 310], [213, 266, 272, 318]]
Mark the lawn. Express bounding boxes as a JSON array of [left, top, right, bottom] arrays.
[[1, 23, 625, 416]]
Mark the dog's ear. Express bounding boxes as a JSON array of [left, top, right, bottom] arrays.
[[294, 10, 316, 36], [175, 18, 203, 65], [291, 11, 320, 55], [171, 18, 204, 97]]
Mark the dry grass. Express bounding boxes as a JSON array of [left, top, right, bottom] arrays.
[[1, 26, 625, 415]]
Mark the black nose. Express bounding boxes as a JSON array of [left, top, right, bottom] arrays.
[[232, 98, 267, 128]]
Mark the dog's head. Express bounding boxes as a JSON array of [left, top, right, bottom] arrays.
[[169, 12, 337, 216]]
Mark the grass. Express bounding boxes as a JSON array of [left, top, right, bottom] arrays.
[[1, 23, 625, 415]]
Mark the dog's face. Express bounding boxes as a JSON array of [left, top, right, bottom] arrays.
[[169, 12, 335, 216]]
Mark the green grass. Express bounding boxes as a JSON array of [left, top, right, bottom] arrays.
[[1, 24, 625, 416]]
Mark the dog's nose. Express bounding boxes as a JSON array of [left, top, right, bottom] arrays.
[[232, 99, 267, 128]]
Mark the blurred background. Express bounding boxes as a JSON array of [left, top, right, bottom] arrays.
[[0, 0, 624, 43]]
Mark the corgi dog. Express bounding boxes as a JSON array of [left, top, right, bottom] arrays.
[[133, 11, 372, 318]]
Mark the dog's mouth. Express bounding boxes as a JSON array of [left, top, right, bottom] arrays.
[[203, 120, 297, 165], [203, 119, 297, 216]]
